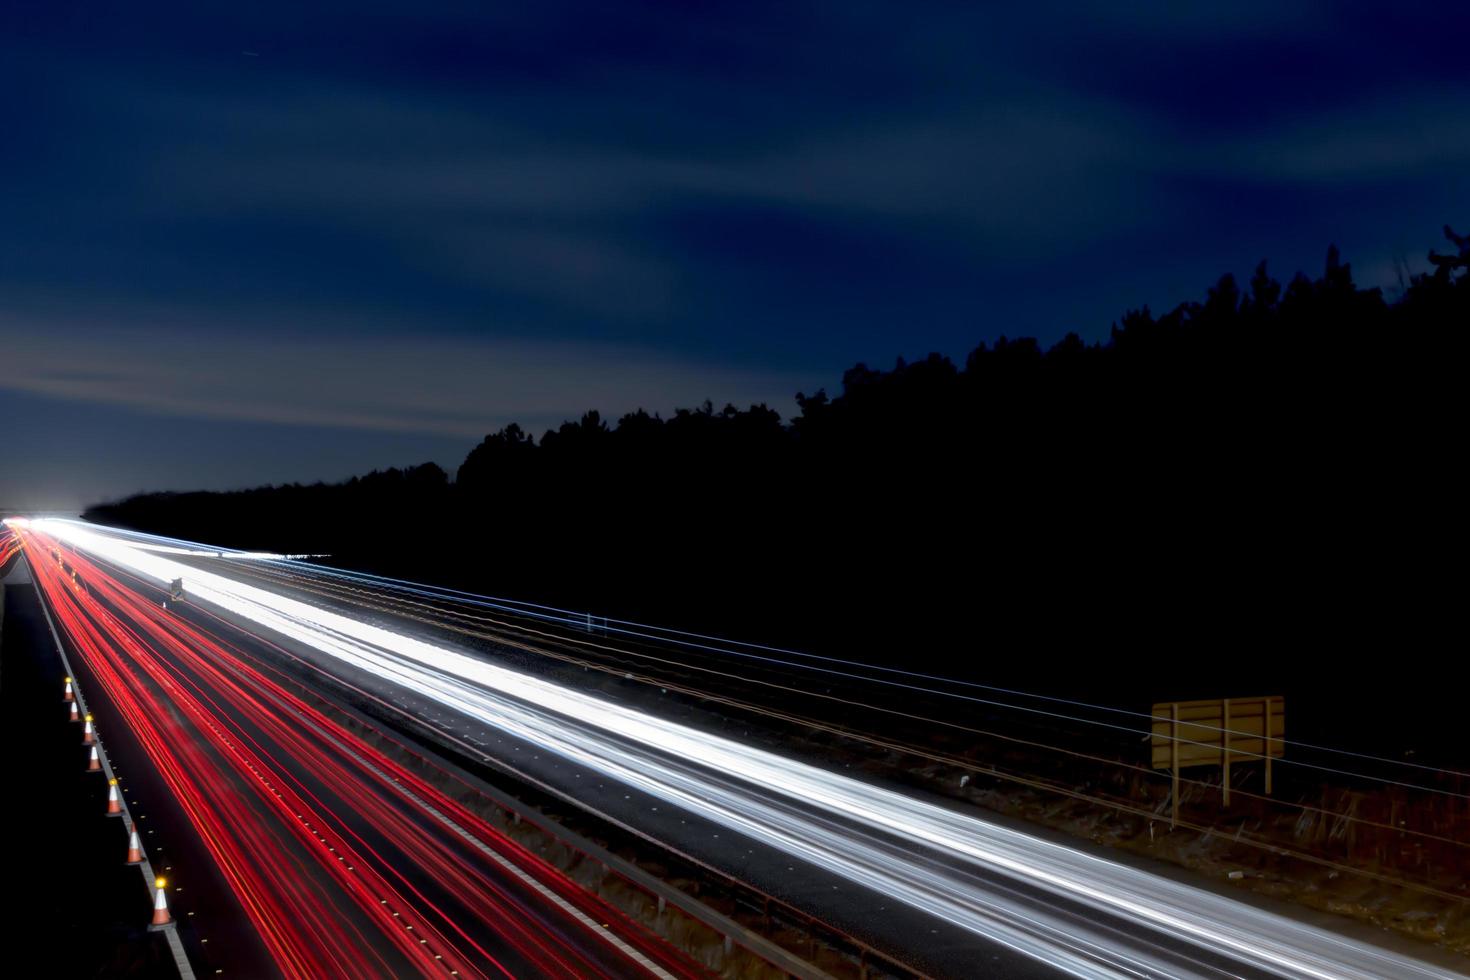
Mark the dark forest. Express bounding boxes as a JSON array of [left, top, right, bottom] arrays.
[[86, 226, 1468, 752]]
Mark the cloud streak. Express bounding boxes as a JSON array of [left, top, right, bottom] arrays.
[[0, 322, 819, 438]]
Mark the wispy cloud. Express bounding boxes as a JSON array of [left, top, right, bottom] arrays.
[[1197, 95, 1470, 183], [153, 85, 1157, 243], [0, 321, 819, 438]]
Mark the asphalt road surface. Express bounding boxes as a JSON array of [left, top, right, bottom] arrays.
[[13, 518, 1469, 980]]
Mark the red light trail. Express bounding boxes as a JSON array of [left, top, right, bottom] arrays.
[[0, 527, 20, 569], [16, 526, 702, 980]]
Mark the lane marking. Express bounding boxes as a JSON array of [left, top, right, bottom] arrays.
[[286, 702, 680, 979]]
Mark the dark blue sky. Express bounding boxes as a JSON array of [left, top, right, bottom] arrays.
[[2, 1, 1467, 509]]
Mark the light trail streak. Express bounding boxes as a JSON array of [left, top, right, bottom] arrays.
[[32, 518, 1468, 980], [168, 540, 1470, 803], [0, 524, 22, 567], [126, 544, 315, 559], [206, 555, 1470, 880], [31, 547, 405, 976], [20, 523, 702, 980]]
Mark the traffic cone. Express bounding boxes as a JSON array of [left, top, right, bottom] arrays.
[[87, 746, 101, 772], [63, 677, 74, 703], [82, 715, 95, 745], [69, 701, 79, 723], [126, 827, 143, 864], [106, 779, 123, 816], [148, 879, 173, 930]]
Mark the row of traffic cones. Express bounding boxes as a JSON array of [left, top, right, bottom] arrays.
[[66, 675, 173, 930]]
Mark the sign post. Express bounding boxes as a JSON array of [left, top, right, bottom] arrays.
[[1264, 698, 1274, 795], [1170, 702, 1180, 827], [1221, 698, 1231, 806]]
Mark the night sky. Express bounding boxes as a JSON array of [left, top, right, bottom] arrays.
[[2, 2, 1467, 510]]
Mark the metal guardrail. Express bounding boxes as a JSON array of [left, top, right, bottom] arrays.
[[122, 574, 869, 979], [209, 565, 931, 979], [267, 659, 846, 980], [337, 694, 923, 979]]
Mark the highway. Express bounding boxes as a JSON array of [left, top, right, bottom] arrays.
[[12, 519, 704, 980], [9, 518, 1468, 980]]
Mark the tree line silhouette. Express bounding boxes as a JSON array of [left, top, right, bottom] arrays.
[[86, 226, 1467, 750]]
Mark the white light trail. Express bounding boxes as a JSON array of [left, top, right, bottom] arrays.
[[36, 519, 1466, 980], [126, 543, 319, 560]]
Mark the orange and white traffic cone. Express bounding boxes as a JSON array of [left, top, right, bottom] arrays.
[[106, 779, 123, 816], [69, 701, 80, 723], [148, 879, 173, 930], [87, 746, 101, 772], [82, 714, 95, 745], [126, 827, 143, 865], [63, 677, 75, 703]]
